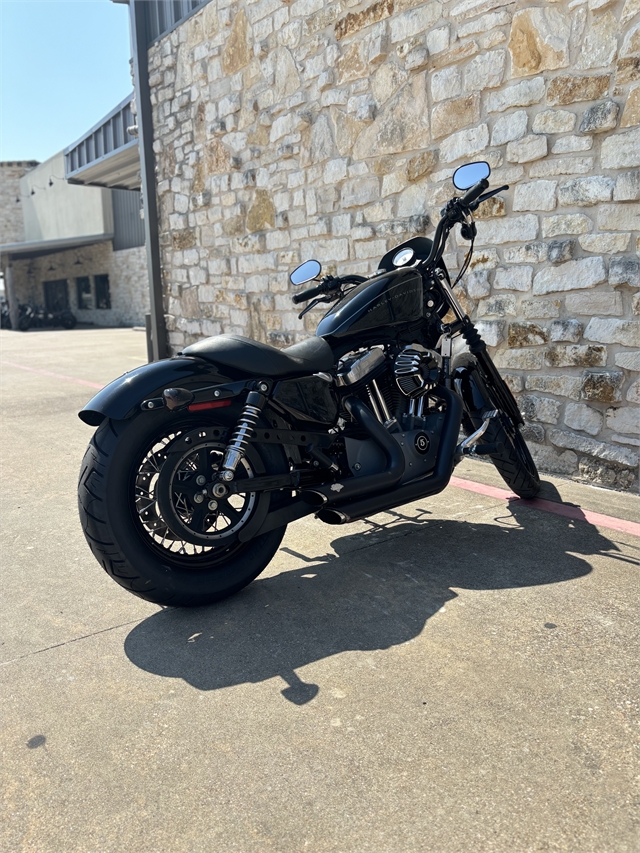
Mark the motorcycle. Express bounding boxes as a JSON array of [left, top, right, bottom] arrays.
[[30, 304, 77, 330], [1, 300, 34, 331], [77, 161, 540, 607]]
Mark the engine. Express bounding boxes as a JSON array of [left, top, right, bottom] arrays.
[[337, 344, 442, 430], [335, 344, 445, 485], [393, 344, 441, 398]]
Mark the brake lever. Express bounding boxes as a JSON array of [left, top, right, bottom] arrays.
[[469, 184, 509, 211], [297, 295, 333, 320]]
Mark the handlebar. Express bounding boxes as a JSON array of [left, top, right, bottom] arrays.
[[292, 177, 497, 302], [292, 284, 324, 304], [460, 178, 490, 207], [420, 178, 494, 269]]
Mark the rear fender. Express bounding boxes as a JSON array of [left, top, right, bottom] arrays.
[[78, 356, 229, 426]]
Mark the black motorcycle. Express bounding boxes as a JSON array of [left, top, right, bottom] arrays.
[[78, 161, 539, 607], [1, 300, 33, 331], [30, 304, 77, 330]]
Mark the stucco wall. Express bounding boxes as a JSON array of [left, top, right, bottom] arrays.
[[12, 242, 150, 327], [147, 0, 640, 490], [20, 152, 113, 243]]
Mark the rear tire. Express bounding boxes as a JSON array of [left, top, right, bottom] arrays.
[[78, 411, 288, 607], [453, 353, 540, 499]]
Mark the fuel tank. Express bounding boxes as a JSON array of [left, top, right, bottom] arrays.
[[316, 267, 423, 342]]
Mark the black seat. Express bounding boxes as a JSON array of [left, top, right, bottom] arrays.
[[182, 334, 334, 378]]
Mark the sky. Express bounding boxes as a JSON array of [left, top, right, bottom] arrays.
[[0, 0, 133, 163]]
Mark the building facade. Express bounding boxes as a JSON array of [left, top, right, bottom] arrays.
[[9, 240, 149, 328], [1, 145, 149, 327], [0, 161, 38, 246]]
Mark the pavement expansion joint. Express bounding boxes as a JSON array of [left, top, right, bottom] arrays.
[[0, 616, 151, 667]]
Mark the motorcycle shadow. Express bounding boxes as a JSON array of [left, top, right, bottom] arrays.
[[124, 491, 620, 703]]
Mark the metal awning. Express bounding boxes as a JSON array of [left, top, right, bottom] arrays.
[[111, 0, 210, 46], [66, 140, 140, 191], [64, 94, 141, 190], [0, 233, 114, 261]]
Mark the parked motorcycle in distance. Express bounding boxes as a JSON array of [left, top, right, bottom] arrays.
[[30, 304, 77, 330], [78, 161, 540, 608], [1, 301, 77, 331], [1, 300, 34, 331]]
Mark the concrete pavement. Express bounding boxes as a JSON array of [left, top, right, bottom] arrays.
[[1, 327, 638, 853]]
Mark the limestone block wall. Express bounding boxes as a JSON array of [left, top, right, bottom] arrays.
[[0, 162, 37, 245], [148, 0, 640, 490], [12, 243, 150, 327]]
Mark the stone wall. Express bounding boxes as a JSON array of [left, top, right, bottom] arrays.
[[12, 243, 150, 327], [0, 161, 37, 245], [147, 0, 640, 490]]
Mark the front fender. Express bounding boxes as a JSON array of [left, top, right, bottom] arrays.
[[451, 355, 488, 417], [78, 356, 228, 426]]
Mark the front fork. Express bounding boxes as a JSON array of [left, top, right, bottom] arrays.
[[435, 271, 523, 427]]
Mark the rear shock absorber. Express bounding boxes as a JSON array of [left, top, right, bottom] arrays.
[[219, 390, 266, 481]]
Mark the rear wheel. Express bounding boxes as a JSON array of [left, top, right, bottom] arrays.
[[78, 410, 288, 607], [453, 352, 540, 499]]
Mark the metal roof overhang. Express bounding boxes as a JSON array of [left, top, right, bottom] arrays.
[[65, 140, 141, 191], [0, 233, 114, 261]]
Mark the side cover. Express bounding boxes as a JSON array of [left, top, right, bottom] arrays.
[[78, 357, 226, 426]]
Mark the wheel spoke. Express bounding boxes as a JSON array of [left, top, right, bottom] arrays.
[[197, 447, 212, 477], [219, 501, 243, 524], [135, 493, 155, 509], [173, 473, 200, 500], [142, 452, 164, 475], [190, 503, 209, 532]]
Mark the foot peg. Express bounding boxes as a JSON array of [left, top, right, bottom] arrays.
[[470, 441, 504, 456], [456, 409, 499, 458]]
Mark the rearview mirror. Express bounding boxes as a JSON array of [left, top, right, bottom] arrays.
[[453, 161, 491, 190], [290, 259, 322, 286]]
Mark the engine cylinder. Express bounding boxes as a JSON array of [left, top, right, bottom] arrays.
[[337, 348, 386, 388]]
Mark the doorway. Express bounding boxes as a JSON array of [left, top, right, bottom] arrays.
[[43, 279, 69, 313]]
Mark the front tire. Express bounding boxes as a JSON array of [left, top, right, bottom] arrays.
[[453, 353, 540, 499], [78, 411, 287, 607]]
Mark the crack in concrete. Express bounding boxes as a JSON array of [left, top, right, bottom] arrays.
[[0, 615, 167, 667]]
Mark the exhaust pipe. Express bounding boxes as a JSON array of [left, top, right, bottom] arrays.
[[316, 387, 463, 524], [300, 395, 405, 507], [315, 508, 349, 524]]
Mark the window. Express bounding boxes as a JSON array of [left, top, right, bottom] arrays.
[[76, 276, 92, 310], [94, 274, 111, 309]]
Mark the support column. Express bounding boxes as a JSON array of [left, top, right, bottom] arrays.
[[4, 261, 19, 332], [129, 0, 167, 362]]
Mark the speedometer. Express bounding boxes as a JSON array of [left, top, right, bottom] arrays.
[[392, 247, 415, 267]]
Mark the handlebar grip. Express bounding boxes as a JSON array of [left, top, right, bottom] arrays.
[[460, 178, 490, 207], [292, 284, 323, 304]]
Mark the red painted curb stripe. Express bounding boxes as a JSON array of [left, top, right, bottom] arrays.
[[449, 475, 640, 538], [1, 361, 103, 390]]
